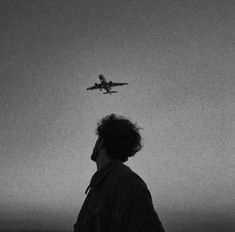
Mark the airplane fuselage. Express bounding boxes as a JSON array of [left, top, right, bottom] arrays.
[[99, 75, 111, 94]]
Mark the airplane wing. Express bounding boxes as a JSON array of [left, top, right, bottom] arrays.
[[86, 83, 102, 90], [108, 82, 128, 87]]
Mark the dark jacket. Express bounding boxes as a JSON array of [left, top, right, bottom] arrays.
[[74, 160, 165, 232]]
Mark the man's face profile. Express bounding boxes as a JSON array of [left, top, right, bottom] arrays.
[[91, 137, 103, 162]]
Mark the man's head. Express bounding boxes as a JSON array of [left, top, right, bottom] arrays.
[[91, 114, 143, 163]]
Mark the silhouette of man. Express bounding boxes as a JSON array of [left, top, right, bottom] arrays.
[[74, 114, 165, 232]]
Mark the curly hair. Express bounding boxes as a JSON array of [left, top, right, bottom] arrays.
[[96, 114, 143, 162]]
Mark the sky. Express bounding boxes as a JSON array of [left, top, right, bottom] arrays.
[[0, 0, 235, 231]]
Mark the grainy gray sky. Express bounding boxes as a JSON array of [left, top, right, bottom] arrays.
[[0, 0, 235, 231]]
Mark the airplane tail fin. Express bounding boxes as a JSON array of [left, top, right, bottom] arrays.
[[103, 91, 118, 94]]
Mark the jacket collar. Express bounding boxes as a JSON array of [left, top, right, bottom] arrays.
[[85, 160, 122, 194]]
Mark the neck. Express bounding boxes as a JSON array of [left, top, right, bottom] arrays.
[[96, 150, 113, 171]]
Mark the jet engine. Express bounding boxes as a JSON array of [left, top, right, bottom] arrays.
[[94, 83, 102, 90]]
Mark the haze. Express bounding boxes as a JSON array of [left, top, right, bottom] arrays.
[[0, 0, 235, 231]]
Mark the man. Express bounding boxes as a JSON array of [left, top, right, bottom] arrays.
[[74, 114, 165, 232]]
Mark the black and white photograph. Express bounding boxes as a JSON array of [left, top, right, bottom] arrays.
[[1, 0, 235, 231]]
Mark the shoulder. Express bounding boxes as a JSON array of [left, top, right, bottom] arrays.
[[113, 163, 148, 190]]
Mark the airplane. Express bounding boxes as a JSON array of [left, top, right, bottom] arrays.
[[86, 74, 128, 94]]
